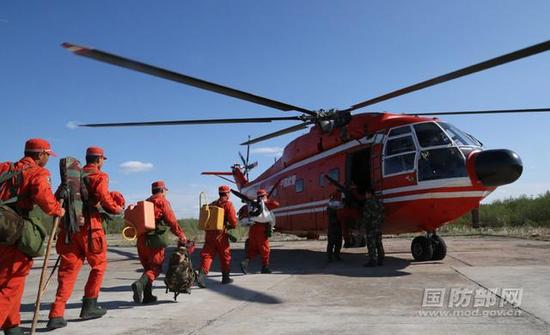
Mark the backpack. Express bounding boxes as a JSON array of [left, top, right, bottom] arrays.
[[0, 163, 26, 245], [0, 162, 48, 257], [57, 157, 89, 243], [164, 245, 196, 300]]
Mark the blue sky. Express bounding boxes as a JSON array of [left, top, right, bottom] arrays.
[[1, 1, 549, 218]]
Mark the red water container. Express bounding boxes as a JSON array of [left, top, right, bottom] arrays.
[[124, 201, 155, 237]]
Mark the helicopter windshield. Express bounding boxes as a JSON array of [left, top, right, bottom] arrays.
[[412, 122, 469, 181], [438, 122, 482, 147]]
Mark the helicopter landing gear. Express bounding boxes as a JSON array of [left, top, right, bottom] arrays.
[[411, 232, 447, 261], [431, 234, 447, 261]]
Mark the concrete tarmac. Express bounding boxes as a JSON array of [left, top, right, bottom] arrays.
[[17, 236, 550, 334]]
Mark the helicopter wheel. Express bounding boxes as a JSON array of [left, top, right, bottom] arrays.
[[430, 235, 447, 261], [411, 236, 433, 261]]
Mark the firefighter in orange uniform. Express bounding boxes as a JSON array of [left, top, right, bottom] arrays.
[[48, 147, 124, 330], [240, 189, 279, 274], [131, 181, 187, 304], [197, 185, 237, 287], [0, 139, 64, 335]]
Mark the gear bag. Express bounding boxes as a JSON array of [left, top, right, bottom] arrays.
[[164, 245, 196, 300], [145, 223, 171, 248], [0, 162, 48, 257]]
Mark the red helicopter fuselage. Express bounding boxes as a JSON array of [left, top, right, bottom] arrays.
[[236, 112, 521, 237]]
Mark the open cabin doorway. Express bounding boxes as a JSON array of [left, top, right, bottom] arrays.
[[346, 147, 372, 194]]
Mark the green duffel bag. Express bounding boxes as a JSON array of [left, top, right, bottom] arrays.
[[145, 225, 171, 249], [0, 205, 25, 245], [16, 216, 47, 258]]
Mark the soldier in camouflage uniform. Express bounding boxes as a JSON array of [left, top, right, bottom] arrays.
[[362, 190, 384, 267]]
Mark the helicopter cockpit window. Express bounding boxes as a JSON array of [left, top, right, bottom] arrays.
[[438, 122, 482, 147], [414, 122, 452, 148], [385, 136, 415, 156], [384, 153, 416, 175], [388, 125, 411, 137], [418, 147, 467, 181]]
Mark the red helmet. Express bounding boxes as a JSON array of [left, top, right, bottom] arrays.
[[218, 185, 231, 194], [257, 189, 268, 197]]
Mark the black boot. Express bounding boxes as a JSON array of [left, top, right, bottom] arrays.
[[261, 265, 272, 274], [196, 269, 207, 288], [142, 281, 157, 304], [3, 326, 23, 335], [240, 258, 249, 274], [80, 297, 107, 319], [131, 274, 148, 303], [47, 316, 68, 330], [221, 272, 233, 284]]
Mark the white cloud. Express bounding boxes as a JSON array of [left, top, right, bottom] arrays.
[[250, 147, 284, 156], [119, 161, 154, 173], [66, 121, 79, 129]]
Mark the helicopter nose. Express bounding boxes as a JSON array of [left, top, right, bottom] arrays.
[[473, 149, 523, 187]]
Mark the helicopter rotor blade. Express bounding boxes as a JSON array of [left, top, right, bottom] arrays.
[[241, 121, 315, 145], [62, 42, 317, 116], [345, 40, 550, 112], [79, 116, 302, 128], [405, 107, 550, 116]]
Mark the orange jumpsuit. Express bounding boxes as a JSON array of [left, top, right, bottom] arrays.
[[199, 199, 237, 274], [0, 157, 62, 330], [49, 164, 122, 319], [137, 194, 186, 283], [246, 200, 279, 266]]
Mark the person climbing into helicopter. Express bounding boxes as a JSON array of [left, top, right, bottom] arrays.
[[240, 189, 279, 274], [197, 185, 237, 287], [362, 189, 384, 267], [131, 181, 188, 304], [338, 183, 365, 248]]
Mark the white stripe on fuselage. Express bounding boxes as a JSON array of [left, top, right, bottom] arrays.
[[383, 190, 492, 203], [383, 177, 473, 195], [272, 190, 491, 218], [271, 199, 330, 213]]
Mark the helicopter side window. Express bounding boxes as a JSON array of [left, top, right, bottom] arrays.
[[295, 178, 304, 193], [319, 174, 325, 187], [418, 147, 467, 181], [385, 136, 415, 156], [384, 153, 416, 175], [414, 122, 452, 148]]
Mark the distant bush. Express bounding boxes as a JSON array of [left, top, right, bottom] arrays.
[[451, 191, 550, 228]]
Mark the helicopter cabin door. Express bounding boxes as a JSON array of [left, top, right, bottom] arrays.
[[346, 148, 372, 194], [381, 125, 418, 190]]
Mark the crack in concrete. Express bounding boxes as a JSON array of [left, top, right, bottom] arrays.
[[450, 265, 550, 328]]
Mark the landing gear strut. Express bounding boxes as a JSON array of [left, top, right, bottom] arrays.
[[411, 232, 447, 261]]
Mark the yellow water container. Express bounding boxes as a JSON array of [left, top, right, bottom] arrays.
[[123, 201, 156, 239], [198, 193, 225, 231]]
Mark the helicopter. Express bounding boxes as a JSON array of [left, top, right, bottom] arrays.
[[62, 40, 550, 261]]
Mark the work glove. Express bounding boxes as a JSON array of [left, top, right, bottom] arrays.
[[226, 231, 238, 243]]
